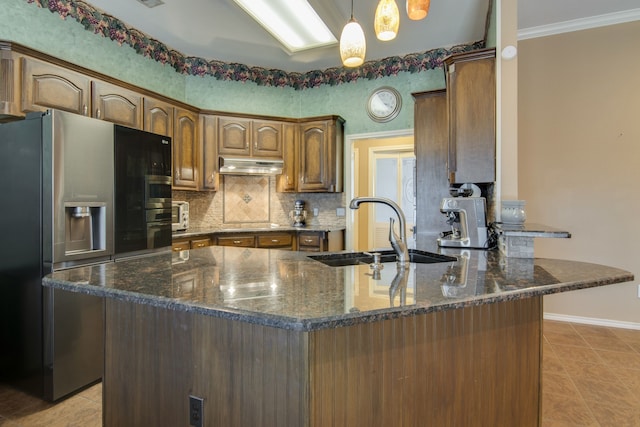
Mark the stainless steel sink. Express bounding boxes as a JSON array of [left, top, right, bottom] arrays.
[[308, 249, 456, 267]]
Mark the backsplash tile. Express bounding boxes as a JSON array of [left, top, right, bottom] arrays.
[[173, 176, 346, 230], [223, 176, 270, 224]]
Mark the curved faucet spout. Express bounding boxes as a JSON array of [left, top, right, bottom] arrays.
[[349, 197, 409, 268]]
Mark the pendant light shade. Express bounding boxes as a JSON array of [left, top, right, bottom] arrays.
[[374, 0, 400, 41], [406, 0, 430, 20], [340, 0, 366, 67]]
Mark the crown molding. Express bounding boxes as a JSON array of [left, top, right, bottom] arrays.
[[518, 8, 640, 40]]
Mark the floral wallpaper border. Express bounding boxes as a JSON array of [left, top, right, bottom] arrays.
[[26, 0, 485, 90]]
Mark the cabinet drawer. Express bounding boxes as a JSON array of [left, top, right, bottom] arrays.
[[190, 238, 212, 249], [257, 233, 293, 249], [172, 240, 191, 251], [216, 235, 255, 247], [298, 233, 323, 251]]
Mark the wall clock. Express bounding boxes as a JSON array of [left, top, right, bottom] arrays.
[[366, 86, 402, 123]]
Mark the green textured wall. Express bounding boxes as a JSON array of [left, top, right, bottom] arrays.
[[0, 0, 447, 134]]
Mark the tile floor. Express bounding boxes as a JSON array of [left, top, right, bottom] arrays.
[[0, 320, 639, 426]]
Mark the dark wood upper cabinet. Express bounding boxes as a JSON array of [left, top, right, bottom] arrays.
[[91, 80, 143, 129], [172, 107, 199, 190], [143, 97, 174, 138], [252, 120, 283, 157], [276, 122, 298, 192], [444, 48, 496, 184], [217, 116, 252, 156], [297, 118, 343, 193], [199, 114, 219, 191], [21, 56, 91, 116]]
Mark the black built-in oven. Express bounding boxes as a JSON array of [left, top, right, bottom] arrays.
[[114, 125, 172, 258]]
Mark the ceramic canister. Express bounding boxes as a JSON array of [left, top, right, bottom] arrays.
[[501, 200, 526, 224]]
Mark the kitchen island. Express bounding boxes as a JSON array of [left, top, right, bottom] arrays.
[[44, 246, 633, 426]]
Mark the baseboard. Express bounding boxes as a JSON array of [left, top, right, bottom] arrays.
[[543, 312, 640, 331]]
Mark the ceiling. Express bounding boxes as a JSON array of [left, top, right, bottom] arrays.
[[83, 0, 640, 73]]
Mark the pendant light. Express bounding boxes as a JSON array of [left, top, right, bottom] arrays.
[[406, 0, 430, 21], [374, 0, 400, 41], [339, 0, 366, 67]]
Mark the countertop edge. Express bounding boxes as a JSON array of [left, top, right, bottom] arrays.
[[43, 268, 634, 332]]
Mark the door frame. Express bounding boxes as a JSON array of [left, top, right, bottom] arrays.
[[344, 128, 414, 251]]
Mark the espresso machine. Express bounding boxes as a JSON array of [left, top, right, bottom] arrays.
[[437, 197, 489, 249], [289, 199, 307, 227]]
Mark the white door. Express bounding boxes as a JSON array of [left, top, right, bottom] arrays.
[[369, 149, 416, 250]]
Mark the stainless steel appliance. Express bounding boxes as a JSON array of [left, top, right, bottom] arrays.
[[437, 197, 489, 249], [0, 110, 172, 401], [0, 110, 112, 401], [114, 125, 172, 259], [218, 156, 284, 175], [289, 199, 307, 227], [172, 201, 189, 232]]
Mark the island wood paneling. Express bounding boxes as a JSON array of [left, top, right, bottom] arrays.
[[103, 299, 195, 426], [308, 297, 542, 427], [104, 297, 541, 427]]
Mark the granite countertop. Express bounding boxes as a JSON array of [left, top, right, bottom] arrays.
[[173, 224, 345, 239], [43, 245, 633, 332], [493, 222, 571, 238]]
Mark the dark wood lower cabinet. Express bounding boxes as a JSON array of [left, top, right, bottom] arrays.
[[103, 297, 541, 426]]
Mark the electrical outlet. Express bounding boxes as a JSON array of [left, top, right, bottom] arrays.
[[313, 207, 319, 217], [336, 207, 346, 217], [189, 395, 203, 427], [637, 284, 640, 299]]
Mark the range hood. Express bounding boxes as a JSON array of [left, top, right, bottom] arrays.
[[218, 156, 284, 175]]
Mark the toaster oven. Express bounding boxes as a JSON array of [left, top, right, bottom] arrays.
[[171, 201, 189, 232]]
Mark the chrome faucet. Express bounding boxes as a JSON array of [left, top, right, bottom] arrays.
[[349, 197, 410, 268]]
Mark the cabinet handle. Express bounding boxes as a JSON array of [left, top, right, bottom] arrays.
[[271, 239, 279, 243], [96, 108, 101, 119], [173, 247, 182, 251], [304, 239, 313, 244], [254, 141, 257, 150], [233, 240, 241, 244], [196, 243, 205, 247], [82, 105, 88, 116]]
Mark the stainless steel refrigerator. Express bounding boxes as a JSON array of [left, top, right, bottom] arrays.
[[0, 110, 113, 401]]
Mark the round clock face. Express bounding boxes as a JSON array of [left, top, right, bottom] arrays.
[[367, 87, 402, 122]]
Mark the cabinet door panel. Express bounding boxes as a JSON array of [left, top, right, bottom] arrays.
[[200, 114, 219, 191], [276, 123, 297, 192], [217, 117, 251, 156], [92, 80, 143, 129], [21, 57, 91, 115], [253, 121, 283, 157], [0, 51, 22, 117], [173, 108, 199, 189], [299, 122, 330, 191], [445, 50, 496, 184], [144, 97, 174, 137]]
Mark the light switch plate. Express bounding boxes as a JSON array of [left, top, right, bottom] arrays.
[[336, 208, 346, 217], [313, 208, 319, 217]]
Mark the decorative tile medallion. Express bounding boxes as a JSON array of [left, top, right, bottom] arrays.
[[223, 176, 270, 224]]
